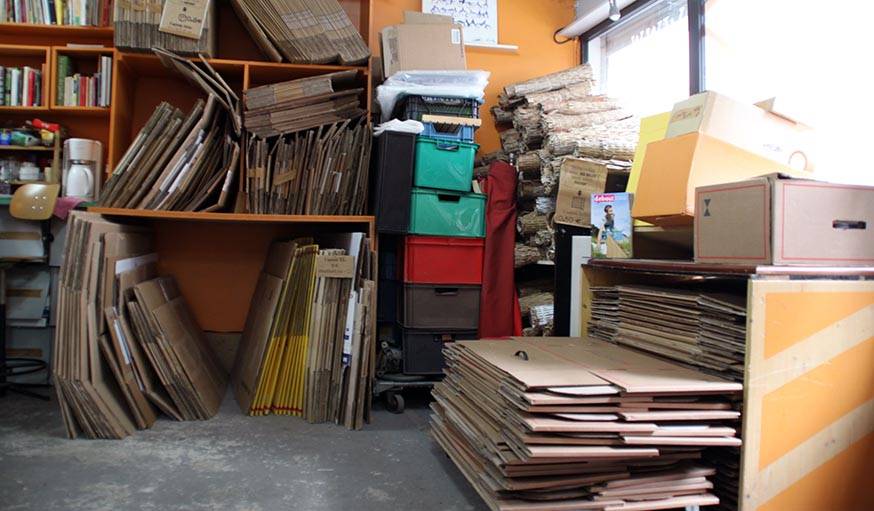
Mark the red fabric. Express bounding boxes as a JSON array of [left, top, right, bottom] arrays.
[[478, 160, 522, 338]]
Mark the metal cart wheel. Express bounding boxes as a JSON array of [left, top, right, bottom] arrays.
[[384, 391, 405, 414]]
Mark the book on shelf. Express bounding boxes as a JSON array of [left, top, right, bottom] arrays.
[[56, 53, 111, 107], [0, 0, 112, 26], [0, 65, 42, 107]]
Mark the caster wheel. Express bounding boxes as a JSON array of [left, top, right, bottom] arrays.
[[385, 391, 405, 414]]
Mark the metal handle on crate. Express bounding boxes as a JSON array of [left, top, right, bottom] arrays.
[[436, 143, 460, 152]]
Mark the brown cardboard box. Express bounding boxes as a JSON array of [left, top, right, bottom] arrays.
[[631, 132, 798, 226], [695, 174, 874, 265], [666, 91, 816, 171], [554, 158, 608, 228], [380, 19, 466, 78]]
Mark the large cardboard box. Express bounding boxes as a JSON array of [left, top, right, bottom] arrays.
[[695, 174, 874, 265], [380, 18, 466, 78], [631, 132, 797, 226], [666, 91, 816, 171]]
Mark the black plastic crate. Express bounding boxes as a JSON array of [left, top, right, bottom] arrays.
[[371, 131, 416, 234], [402, 328, 478, 375], [393, 95, 480, 122], [402, 283, 480, 330]]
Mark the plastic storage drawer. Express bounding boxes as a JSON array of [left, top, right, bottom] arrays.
[[402, 283, 481, 330], [413, 137, 478, 192], [408, 188, 486, 238], [402, 328, 478, 375], [421, 121, 475, 143], [371, 131, 416, 234], [403, 236, 484, 285]]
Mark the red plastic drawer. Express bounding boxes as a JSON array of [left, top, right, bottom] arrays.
[[403, 236, 485, 284]]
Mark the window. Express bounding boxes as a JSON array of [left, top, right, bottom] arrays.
[[704, 0, 874, 184], [587, 0, 689, 117]]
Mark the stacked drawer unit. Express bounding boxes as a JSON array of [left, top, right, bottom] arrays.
[[373, 94, 486, 375]]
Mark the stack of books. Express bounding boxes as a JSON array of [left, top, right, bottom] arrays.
[[56, 54, 112, 107], [0, 0, 113, 26], [0, 66, 42, 107], [229, 0, 369, 64]]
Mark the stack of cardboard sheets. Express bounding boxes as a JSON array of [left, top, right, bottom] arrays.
[[98, 49, 241, 212], [243, 117, 371, 215], [231, 234, 375, 429], [243, 70, 364, 137], [431, 337, 742, 511], [53, 212, 227, 439], [589, 285, 747, 381], [229, 0, 370, 65]]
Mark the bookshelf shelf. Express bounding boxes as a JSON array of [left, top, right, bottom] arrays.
[[0, 144, 54, 151], [89, 207, 375, 229], [50, 105, 110, 115], [0, 23, 113, 39], [0, 105, 49, 112]]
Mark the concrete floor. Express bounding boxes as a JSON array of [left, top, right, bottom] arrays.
[[0, 389, 487, 511]]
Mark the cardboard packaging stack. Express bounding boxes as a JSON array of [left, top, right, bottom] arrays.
[[431, 337, 742, 511]]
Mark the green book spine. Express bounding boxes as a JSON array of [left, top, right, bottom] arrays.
[[56, 55, 70, 105]]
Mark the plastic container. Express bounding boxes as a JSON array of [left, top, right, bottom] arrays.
[[394, 95, 480, 122], [402, 328, 478, 375], [402, 283, 481, 330], [409, 188, 486, 238], [371, 131, 416, 234], [403, 236, 484, 284], [421, 121, 476, 142], [413, 137, 478, 192]]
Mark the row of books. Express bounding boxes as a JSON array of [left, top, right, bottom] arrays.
[[56, 54, 111, 107], [0, 0, 112, 26], [0, 65, 42, 106]]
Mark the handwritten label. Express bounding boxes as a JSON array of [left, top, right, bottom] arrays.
[[159, 0, 209, 40], [316, 255, 355, 279]]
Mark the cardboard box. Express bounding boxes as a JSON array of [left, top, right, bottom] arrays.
[[626, 112, 670, 228], [591, 193, 633, 259], [695, 174, 874, 265], [380, 19, 466, 78], [0, 208, 44, 260], [666, 91, 816, 171], [632, 132, 798, 226], [7, 267, 51, 327], [554, 158, 608, 228]]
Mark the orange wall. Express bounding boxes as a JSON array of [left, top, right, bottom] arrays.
[[371, 0, 580, 154]]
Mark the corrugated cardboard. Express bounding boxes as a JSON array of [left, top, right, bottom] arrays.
[[380, 21, 466, 78], [631, 132, 797, 226], [666, 91, 816, 171], [627, 112, 669, 228], [554, 158, 608, 228], [403, 10, 452, 24], [6, 267, 50, 327], [695, 174, 874, 265]]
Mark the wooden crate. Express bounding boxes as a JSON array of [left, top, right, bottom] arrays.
[[581, 259, 874, 511]]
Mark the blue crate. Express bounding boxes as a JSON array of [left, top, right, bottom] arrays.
[[421, 121, 476, 143]]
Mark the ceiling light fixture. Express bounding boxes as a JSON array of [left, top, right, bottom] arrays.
[[608, 0, 621, 21]]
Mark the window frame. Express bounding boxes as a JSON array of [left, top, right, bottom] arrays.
[[580, 0, 705, 96]]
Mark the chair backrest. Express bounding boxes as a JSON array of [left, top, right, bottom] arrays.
[[10, 184, 60, 221]]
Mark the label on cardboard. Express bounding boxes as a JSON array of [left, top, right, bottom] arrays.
[[316, 255, 355, 278], [451, 28, 462, 44], [554, 158, 609, 227], [158, 0, 209, 40]]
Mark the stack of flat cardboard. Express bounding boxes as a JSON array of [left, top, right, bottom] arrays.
[[229, 0, 370, 65], [231, 235, 375, 429], [589, 286, 620, 342], [243, 117, 371, 215], [98, 49, 241, 212], [53, 212, 227, 439], [114, 0, 217, 57], [598, 286, 747, 382], [243, 70, 363, 137], [431, 337, 742, 511]]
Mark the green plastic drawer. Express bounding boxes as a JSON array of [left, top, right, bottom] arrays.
[[413, 137, 478, 192], [409, 188, 486, 238]]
